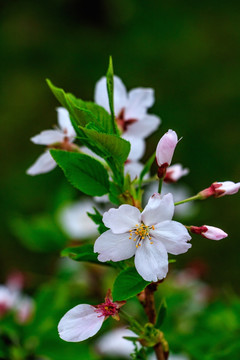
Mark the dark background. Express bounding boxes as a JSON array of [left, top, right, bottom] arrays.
[[0, 0, 239, 290]]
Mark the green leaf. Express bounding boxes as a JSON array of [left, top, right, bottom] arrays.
[[87, 207, 108, 234], [155, 299, 167, 328], [46, 79, 114, 134], [106, 56, 117, 134], [11, 216, 67, 252], [61, 244, 99, 263], [79, 127, 130, 166], [50, 150, 109, 196], [61, 244, 117, 267], [113, 267, 150, 301]]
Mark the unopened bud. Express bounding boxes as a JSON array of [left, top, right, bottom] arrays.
[[199, 181, 240, 199], [156, 130, 178, 179], [190, 225, 228, 240], [156, 130, 178, 167]]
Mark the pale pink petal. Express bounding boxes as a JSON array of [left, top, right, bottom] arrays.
[[103, 205, 141, 234], [156, 130, 178, 166], [217, 181, 240, 196], [165, 164, 189, 182], [94, 76, 128, 116], [141, 193, 174, 226], [125, 88, 154, 119], [124, 161, 144, 180], [152, 220, 191, 255], [122, 135, 145, 161], [203, 226, 228, 240], [125, 114, 161, 138], [94, 230, 136, 262], [58, 304, 104, 342], [26, 151, 56, 175], [57, 107, 76, 138], [134, 238, 168, 282], [30, 130, 64, 145]]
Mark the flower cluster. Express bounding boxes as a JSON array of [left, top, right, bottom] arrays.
[[0, 273, 34, 324], [27, 66, 239, 359]]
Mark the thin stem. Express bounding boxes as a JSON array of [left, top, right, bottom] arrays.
[[174, 194, 201, 206], [158, 178, 163, 194]]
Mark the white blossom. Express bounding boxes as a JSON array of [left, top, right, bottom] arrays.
[[164, 164, 189, 183], [58, 199, 99, 239], [27, 107, 76, 175], [94, 193, 191, 282], [96, 327, 138, 357], [94, 75, 161, 162]]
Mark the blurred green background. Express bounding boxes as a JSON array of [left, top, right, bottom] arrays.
[[0, 0, 239, 290]]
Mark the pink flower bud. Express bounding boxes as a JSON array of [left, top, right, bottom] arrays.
[[156, 130, 178, 168], [190, 225, 228, 240], [199, 181, 240, 199], [164, 164, 189, 183]]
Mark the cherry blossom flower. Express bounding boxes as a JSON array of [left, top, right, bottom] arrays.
[[96, 327, 138, 357], [199, 181, 240, 199], [164, 164, 189, 183], [144, 183, 197, 219], [58, 199, 99, 239], [15, 296, 34, 324], [94, 193, 191, 282], [156, 130, 178, 178], [27, 107, 76, 175], [0, 285, 17, 317], [94, 75, 161, 162], [190, 225, 228, 240], [58, 290, 125, 342]]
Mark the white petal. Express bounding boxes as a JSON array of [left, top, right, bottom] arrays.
[[58, 304, 104, 342], [122, 135, 145, 161], [57, 107, 76, 138], [94, 76, 128, 116], [134, 238, 168, 282], [125, 114, 161, 139], [26, 151, 56, 175], [125, 88, 155, 119], [141, 193, 174, 226], [94, 230, 136, 262], [31, 130, 65, 145], [103, 205, 141, 234], [125, 161, 144, 180], [153, 220, 191, 255]]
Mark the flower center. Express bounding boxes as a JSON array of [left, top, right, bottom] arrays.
[[94, 298, 118, 318], [116, 108, 137, 133], [129, 223, 155, 248]]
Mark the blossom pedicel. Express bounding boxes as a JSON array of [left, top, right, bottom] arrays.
[[58, 290, 125, 342], [156, 130, 178, 178]]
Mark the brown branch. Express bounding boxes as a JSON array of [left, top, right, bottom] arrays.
[[138, 281, 167, 360]]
